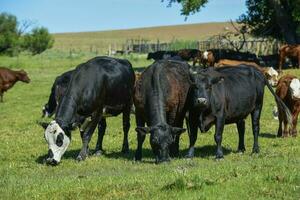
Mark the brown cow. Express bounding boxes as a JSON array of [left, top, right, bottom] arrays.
[[0, 67, 30, 102], [275, 74, 300, 137], [201, 50, 215, 67], [278, 44, 300, 72], [177, 49, 202, 66], [215, 59, 279, 87]]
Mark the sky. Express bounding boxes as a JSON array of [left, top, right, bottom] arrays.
[[0, 0, 247, 33]]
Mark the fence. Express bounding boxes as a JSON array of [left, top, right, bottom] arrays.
[[115, 38, 282, 56]]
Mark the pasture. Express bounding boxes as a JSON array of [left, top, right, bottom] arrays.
[[53, 22, 239, 53], [0, 51, 299, 199]]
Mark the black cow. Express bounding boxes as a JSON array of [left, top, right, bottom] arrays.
[[134, 60, 192, 163], [41, 68, 130, 157], [187, 66, 292, 159], [147, 51, 178, 60], [44, 56, 135, 165]]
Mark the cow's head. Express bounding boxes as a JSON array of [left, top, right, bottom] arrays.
[[44, 120, 70, 165], [136, 124, 185, 163], [190, 69, 224, 109], [17, 70, 31, 83], [290, 78, 300, 99], [264, 67, 279, 87]]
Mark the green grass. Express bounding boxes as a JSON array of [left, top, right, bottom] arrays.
[[0, 52, 299, 199]]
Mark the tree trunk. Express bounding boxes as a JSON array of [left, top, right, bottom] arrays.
[[268, 0, 299, 44]]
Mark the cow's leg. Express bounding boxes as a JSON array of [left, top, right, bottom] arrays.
[[77, 113, 101, 161], [121, 108, 131, 154], [134, 114, 146, 161], [277, 111, 283, 137], [291, 110, 299, 137], [186, 111, 199, 158], [168, 110, 181, 157], [236, 119, 246, 153], [192, 58, 196, 66], [0, 90, 3, 102], [214, 116, 225, 159], [278, 56, 283, 73], [94, 118, 106, 156], [251, 107, 262, 153]]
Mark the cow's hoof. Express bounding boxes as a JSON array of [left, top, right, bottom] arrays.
[[94, 150, 104, 156], [185, 154, 194, 159], [76, 154, 86, 162], [215, 151, 224, 159], [237, 147, 245, 154], [170, 151, 179, 158], [252, 147, 260, 154]]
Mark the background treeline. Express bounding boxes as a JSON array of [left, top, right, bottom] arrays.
[[0, 12, 54, 56]]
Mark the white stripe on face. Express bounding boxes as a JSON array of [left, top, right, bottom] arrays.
[[44, 120, 70, 163], [203, 51, 209, 59], [290, 78, 300, 99]]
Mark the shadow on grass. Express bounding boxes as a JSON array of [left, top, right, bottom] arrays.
[[180, 145, 232, 158], [259, 132, 277, 138], [36, 145, 232, 164], [35, 149, 81, 164]]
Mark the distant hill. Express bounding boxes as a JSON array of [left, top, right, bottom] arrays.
[[52, 22, 238, 53]]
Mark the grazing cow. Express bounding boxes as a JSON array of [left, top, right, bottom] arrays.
[[134, 60, 192, 163], [186, 66, 292, 159], [177, 49, 202, 66], [279, 44, 300, 72], [201, 49, 258, 67], [0, 67, 30, 102], [147, 51, 178, 60], [275, 75, 300, 137], [43, 57, 135, 165], [215, 59, 279, 86]]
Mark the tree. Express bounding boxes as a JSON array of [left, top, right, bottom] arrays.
[[166, 0, 300, 44], [165, 0, 208, 16], [0, 12, 54, 55], [239, 0, 300, 44], [22, 27, 54, 55], [0, 13, 19, 55]]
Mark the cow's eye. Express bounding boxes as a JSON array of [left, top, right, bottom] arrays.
[[56, 133, 64, 147]]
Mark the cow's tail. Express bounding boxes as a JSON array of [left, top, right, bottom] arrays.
[[265, 79, 292, 126]]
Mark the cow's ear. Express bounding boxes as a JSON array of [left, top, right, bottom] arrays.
[[209, 76, 224, 85], [171, 127, 186, 136], [135, 127, 150, 135], [37, 121, 49, 130]]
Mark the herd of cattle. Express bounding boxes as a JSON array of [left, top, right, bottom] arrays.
[[0, 44, 300, 165]]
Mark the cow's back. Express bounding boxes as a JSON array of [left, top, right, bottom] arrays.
[[134, 60, 191, 123], [63, 56, 135, 115], [214, 66, 266, 122]]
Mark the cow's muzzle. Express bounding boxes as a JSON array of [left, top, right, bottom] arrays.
[[44, 157, 59, 166], [196, 98, 208, 106]]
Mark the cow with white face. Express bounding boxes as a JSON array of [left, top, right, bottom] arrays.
[[43, 56, 135, 165], [44, 121, 70, 165], [263, 67, 279, 87], [275, 75, 300, 137]]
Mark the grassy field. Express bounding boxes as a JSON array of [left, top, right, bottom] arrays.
[[53, 22, 238, 53], [0, 51, 299, 200]]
